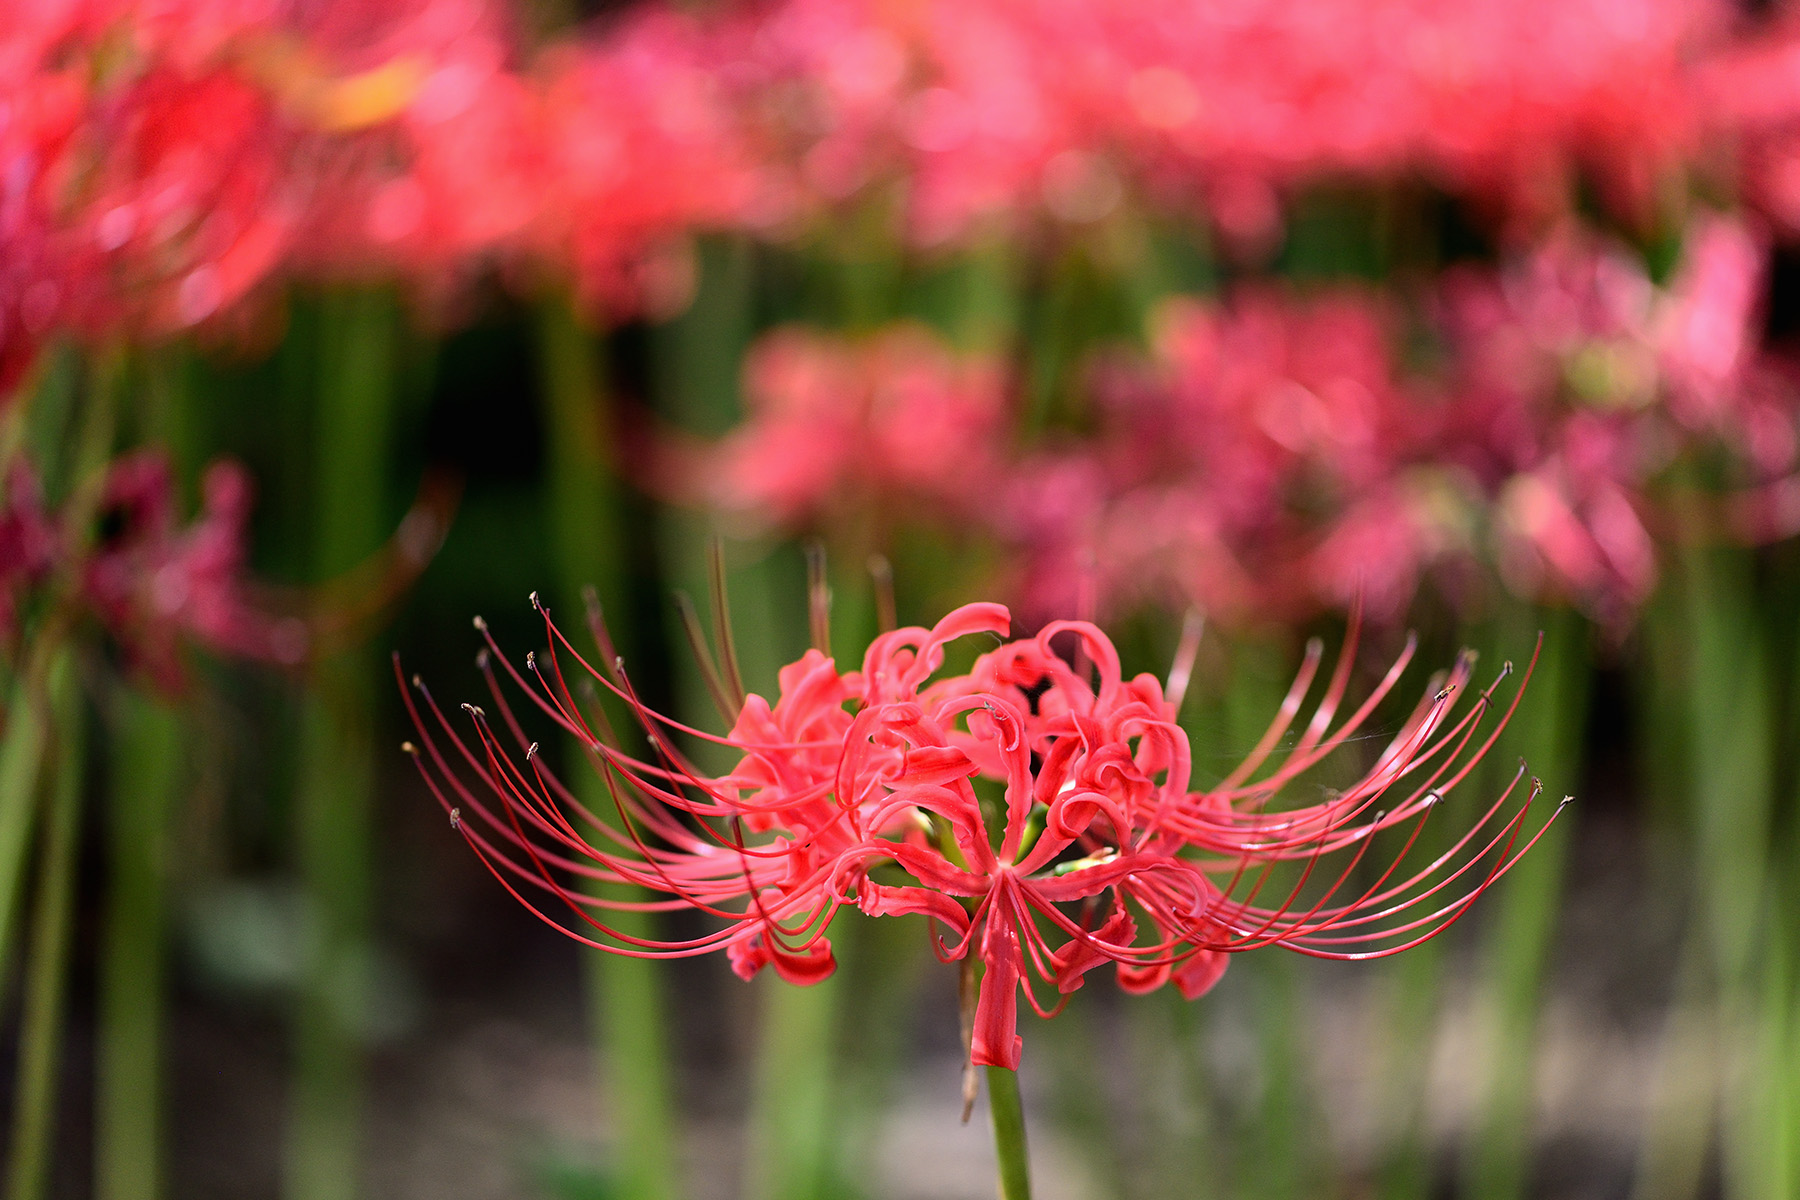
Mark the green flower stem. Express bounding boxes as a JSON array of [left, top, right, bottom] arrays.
[[1679, 548, 1772, 988], [1466, 606, 1589, 1200], [731, 552, 854, 1200], [1374, 935, 1448, 1199], [1224, 639, 1311, 1200], [1633, 546, 1776, 1200], [987, 1066, 1033, 1200], [648, 236, 871, 1200], [743, 965, 845, 1200], [1771, 663, 1800, 1200], [538, 297, 678, 1200], [1754, 908, 1795, 1200], [96, 689, 183, 1200], [0, 666, 54, 975], [4, 649, 83, 1200], [1633, 931, 1716, 1200], [288, 291, 398, 1200], [1, 352, 119, 974], [1631, 589, 1720, 1200], [1244, 954, 1307, 1200], [733, 555, 864, 1200], [1684, 547, 1774, 1200]]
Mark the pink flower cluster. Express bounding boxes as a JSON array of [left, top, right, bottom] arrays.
[[1, 450, 306, 690], [1433, 217, 1788, 621], [14, 0, 1800, 398], [0, 0, 755, 395], [684, 217, 1795, 627], [404, 598, 1555, 1069], [1, 0, 498, 375], [701, 0, 1720, 246], [655, 323, 1009, 533]]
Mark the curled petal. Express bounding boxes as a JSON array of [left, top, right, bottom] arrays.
[[728, 928, 838, 986], [1172, 949, 1230, 1001], [1048, 904, 1137, 995], [972, 916, 1024, 1070], [857, 880, 972, 941]]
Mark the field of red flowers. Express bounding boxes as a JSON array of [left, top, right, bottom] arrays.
[[6, 3, 1800, 1198]]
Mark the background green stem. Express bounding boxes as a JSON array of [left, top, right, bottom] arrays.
[[653, 239, 865, 1200], [1465, 605, 1589, 1200], [0, 664, 55, 976], [96, 689, 184, 1200], [1373, 931, 1448, 1199], [725, 550, 854, 1200], [987, 1065, 1034, 1200], [1635, 545, 1775, 1200], [1224, 639, 1312, 1200], [538, 297, 680, 1200], [288, 291, 398, 1200], [1684, 547, 1774, 1200], [0, 352, 118, 974], [3, 650, 83, 1200], [742, 959, 846, 1200]]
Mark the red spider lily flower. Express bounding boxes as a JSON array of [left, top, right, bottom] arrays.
[[402, 585, 1562, 1072], [530, 10, 770, 322], [1002, 287, 1439, 627], [1, 450, 302, 686], [657, 323, 1009, 535], [2, 445, 452, 692], [0, 463, 59, 652], [82, 453, 312, 688]]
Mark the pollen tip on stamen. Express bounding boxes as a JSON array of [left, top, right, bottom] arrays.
[[400, 741, 418, 755], [475, 649, 489, 670], [1558, 795, 1575, 811], [472, 615, 487, 631], [411, 674, 424, 689], [1423, 788, 1443, 806], [461, 703, 486, 719], [529, 590, 542, 610], [449, 807, 460, 829], [525, 651, 536, 670], [526, 741, 540, 760]]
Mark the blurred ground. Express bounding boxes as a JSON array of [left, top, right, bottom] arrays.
[[144, 804, 1673, 1200]]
